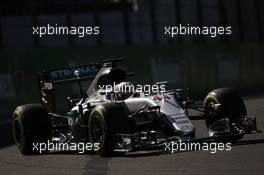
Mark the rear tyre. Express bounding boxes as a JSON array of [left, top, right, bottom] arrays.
[[12, 104, 52, 155]]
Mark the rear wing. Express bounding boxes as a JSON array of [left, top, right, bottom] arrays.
[[38, 64, 100, 112], [37, 58, 124, 112], [50, 65, 99, 83]]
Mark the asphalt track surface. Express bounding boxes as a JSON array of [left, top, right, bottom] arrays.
[[0, 96, 264, 175]]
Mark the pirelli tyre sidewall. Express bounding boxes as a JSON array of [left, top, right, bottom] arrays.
[[12, 104, 52, 155], [204, 88, 247, 127], [88, 103, 130, 157]]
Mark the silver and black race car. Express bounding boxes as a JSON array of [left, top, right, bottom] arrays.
[[12, 58, 260, 156]]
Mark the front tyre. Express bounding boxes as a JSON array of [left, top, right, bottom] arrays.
[[204, 88, 246, 141], [88, 103, 130, 157], [88, 109, 115, 157]]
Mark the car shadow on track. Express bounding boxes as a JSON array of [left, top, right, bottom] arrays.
[[38, 138, 264, 157], [118, 150, 167, 157], [117, 138, 264, 157], [46, 149, 167, 157], [232, 138, 264, 146]]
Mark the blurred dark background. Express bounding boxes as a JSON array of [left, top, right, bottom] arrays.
[[0, 0, 264, 115]]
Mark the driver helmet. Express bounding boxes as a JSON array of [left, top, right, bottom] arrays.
[[114, 82, 135, 100]]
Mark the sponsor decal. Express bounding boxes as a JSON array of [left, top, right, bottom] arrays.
[[50, 65, 98, 81], [153, 95, 171, 101]]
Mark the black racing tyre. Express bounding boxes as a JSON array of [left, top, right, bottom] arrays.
[[204, 88, 247, 127], [12, 104, 52, 155], [88, 103, 130, 157]]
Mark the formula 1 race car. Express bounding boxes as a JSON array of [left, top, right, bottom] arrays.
[[12, 58, 260, 156]]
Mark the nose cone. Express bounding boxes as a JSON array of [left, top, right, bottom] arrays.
[[172, 122, 195, 137]]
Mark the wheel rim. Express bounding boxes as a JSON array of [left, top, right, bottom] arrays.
[[205, 102, 217, 115], [205, 101, 219, 126], [91, 116, 103, 145]]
